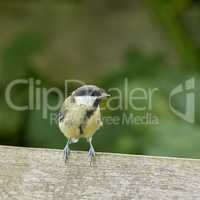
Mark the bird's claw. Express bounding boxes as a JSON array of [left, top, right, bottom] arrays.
[[64, 146, 70, 163], [88, 146, 95, 165]]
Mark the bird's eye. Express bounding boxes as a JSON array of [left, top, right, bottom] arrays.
[[92, 90, 101, 97]]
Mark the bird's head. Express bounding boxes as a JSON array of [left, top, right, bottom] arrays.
[[72, 85, 110, 107]]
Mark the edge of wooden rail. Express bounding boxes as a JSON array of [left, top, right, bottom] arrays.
[[1, 144, 200, 162]]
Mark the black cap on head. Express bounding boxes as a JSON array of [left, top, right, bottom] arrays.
[[72, 85, 107, 97]]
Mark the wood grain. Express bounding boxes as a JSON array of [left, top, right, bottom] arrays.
[[0, 145, 200, 200]]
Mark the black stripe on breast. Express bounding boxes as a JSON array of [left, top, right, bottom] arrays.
[[79, 108, 97, 135], [79, 126, 84, 135], [86, 109, 96, 119]]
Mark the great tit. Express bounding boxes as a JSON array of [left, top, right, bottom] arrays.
[[58, 85, 110, 163]]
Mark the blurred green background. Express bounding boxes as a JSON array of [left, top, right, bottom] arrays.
[[0, 0, 200, 159]]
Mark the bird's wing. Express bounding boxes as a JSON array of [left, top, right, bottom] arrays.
[[59, 96, 90, 124], [58, 96, 73, 123]]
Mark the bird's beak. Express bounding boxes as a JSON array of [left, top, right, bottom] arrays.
[[98, 92, 111, 100]]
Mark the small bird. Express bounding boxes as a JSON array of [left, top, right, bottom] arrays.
[[58, 85, 110, 163]]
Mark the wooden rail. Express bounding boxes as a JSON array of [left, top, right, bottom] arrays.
[[0, 145, 200, 200]]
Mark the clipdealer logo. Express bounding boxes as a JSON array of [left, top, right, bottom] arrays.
[[169, 78, 195, 123], [4, 77, 197, 125]]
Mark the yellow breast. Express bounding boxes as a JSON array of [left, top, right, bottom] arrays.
[[59, 106, 103, 140], [81, 106, 103, 138]]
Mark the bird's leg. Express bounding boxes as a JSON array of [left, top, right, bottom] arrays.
[[87, 137, 96, 164], [64, 138, 71, 163]]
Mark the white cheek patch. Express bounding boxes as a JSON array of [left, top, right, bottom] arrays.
[[75, 96, 97, 107]]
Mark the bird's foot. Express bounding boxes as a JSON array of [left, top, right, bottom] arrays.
[[63, 145, 70, 163], [88, 146, 96, 165]]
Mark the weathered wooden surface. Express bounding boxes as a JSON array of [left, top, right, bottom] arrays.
[[0, 145, 200, 200]]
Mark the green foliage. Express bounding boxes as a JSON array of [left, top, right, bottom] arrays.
[[0, 0, 200, 159]]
